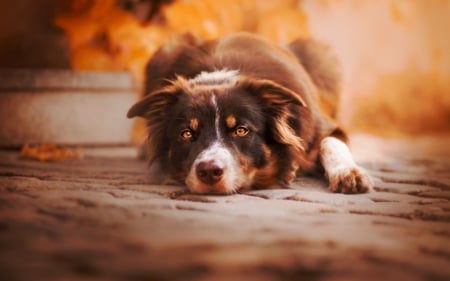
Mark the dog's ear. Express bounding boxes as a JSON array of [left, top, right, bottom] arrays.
[[240, 77, 307, 153], [241, 78, 307, 108], [127, 85, 179, 119]]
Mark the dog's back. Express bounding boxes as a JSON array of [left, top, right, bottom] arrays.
[[145, 33, 341, 121], [287, 39, 341, 119]]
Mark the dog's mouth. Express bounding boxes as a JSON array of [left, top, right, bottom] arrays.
[[186, 183, 239, 195]]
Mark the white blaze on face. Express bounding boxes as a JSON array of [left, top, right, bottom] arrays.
[[211, 94, 222, 140], [184, 91, 250, 194]]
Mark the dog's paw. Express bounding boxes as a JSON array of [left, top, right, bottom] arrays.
[[327, 166, 372, 194]]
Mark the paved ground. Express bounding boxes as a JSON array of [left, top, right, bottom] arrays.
[[0, 135, 449, 281]]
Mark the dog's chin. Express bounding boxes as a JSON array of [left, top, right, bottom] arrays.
[[184, 177, 240, 195], [186, 183, 235, 195]]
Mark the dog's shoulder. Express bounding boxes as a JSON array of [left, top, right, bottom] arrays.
[[213, 33, 315, 92], [287, 39, 341, 119]]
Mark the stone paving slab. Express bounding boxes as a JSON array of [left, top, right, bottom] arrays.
[[0, 136, 449, 281]]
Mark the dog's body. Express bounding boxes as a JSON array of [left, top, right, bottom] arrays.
[[127, 32, 372, 194]]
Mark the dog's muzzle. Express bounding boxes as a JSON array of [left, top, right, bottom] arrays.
[[185, 142, 246, 194]]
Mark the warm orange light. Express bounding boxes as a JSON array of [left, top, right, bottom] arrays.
[[54, 0, 450, 137], [54, 0, 309, 82]]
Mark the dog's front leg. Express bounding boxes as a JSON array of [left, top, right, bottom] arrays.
[[319, 136, 372, 194]]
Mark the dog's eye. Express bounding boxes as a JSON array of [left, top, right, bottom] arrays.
[[180, 129, 194, 141], [235, 126, 249, 137]]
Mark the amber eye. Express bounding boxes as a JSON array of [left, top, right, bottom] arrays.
[[235, 126, 249, 137], [180, 129, 194, 141]]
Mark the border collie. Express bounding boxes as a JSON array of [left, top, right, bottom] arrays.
[[127, 32, 372, 194]]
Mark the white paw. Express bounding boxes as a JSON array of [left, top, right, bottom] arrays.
[[320, 137, 373, 194], [327, 166, 372, 194]]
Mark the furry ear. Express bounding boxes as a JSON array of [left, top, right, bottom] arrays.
[[127, 85, 181, 165], [240, 77, 306, 153], [127, 85, 179, 119], [240, 78, 307, 108]]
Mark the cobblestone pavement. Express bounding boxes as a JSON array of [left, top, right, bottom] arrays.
[[1, 135, 449, 281]]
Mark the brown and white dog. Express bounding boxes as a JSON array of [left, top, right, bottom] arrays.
[[127, 32, 372, 194]]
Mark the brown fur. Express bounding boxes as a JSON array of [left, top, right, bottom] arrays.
[[128, 32, 347, 192]]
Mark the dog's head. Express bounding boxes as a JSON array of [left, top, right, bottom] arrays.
[[127, 70, 306, 194]]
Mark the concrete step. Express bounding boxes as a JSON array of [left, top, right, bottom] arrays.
[[0, 69, 140, 147]]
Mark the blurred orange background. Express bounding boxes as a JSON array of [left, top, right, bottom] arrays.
[[1, 0, 449, 138]]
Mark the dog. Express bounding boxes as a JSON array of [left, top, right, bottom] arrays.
[[127, 32, 372, 194]]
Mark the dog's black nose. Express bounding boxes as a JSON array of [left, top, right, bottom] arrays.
[[196, 161, 224, 185]]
